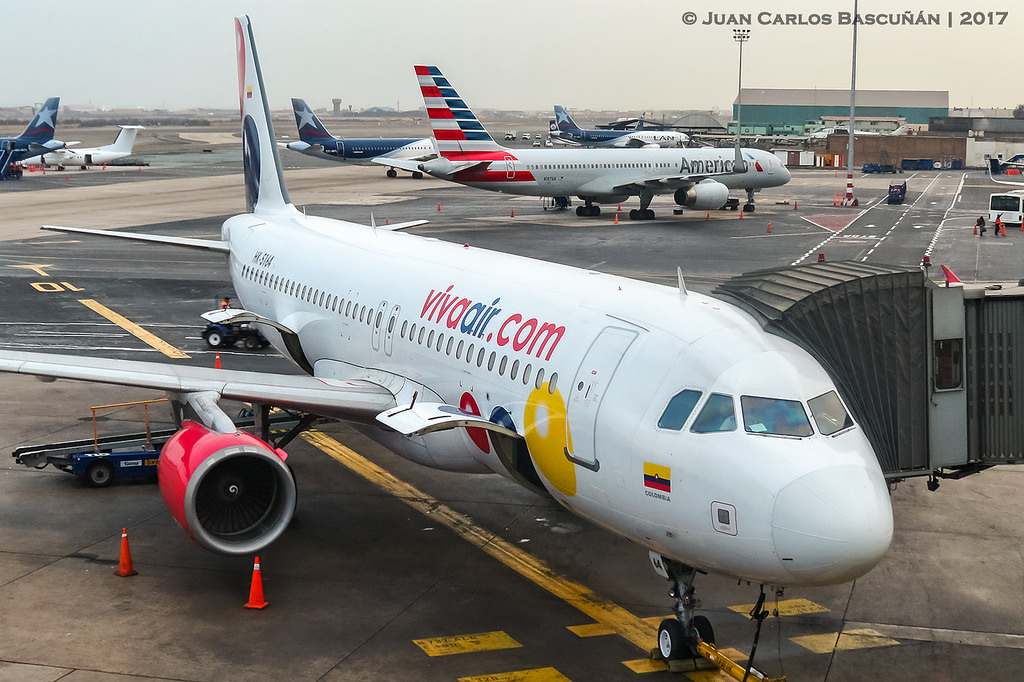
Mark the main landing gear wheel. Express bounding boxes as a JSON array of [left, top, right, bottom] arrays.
[[743, 203, 755, 212], [629, 209, 656, 221], [412, 171, 423, 179], [575, 205, 601, 217], [386, 168, 398, 178]]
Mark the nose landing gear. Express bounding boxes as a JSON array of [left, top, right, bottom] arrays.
[[651, 554, 712, 660]]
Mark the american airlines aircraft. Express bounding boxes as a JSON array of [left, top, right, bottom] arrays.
[[381, 67, 789, 219], [19, 125, 142, 170], [549, 105, 689, 148], [285, 98, 435, 178], [1, 16, 891, 663]]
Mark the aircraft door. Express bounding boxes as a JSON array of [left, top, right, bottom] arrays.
[[370, 300, 388, 352], [84, 154, 93, 166], [504, 155, 516, 179], [337, 141, 345, 158], [564, 325, 639, 471], [383, 304, 401, 356]]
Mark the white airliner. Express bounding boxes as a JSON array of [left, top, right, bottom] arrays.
[[379, 67, 790, 219], [0, 16, 891, 662], [20, 125, 142, 170]]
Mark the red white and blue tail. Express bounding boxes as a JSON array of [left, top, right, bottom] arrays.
[[415, 66, 505, 159], [235, 15, 293, 215]]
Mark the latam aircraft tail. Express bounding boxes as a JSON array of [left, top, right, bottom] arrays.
[[235, 15, 293, 215], [553, 105, 581, 133], [291, 98, 334, 144], [414, 65, 505, 159], [18, 97, 61, 144]]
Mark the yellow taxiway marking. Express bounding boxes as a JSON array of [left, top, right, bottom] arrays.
[[9, 263, 54, 276], [302, 430, 658, 652], [569, 615, 665, 638], [621, 658, 667, 673], [77, 299, 190, 359], [458, 667, 571, 682], [791, 627, 899, 654], [413, 630, 522, 657], [729, 598, 829, 618]]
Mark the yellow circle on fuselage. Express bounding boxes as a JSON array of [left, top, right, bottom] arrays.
[[523, 384, 576, 497]]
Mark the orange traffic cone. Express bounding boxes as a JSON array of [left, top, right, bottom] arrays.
[[244, 556, 269, 609], [437, 202, 441, 211], [510, 209, 515, 218], [706, 211, 710, 221], [614, 213, 619, 225], [617, 203, 621, 212], [767, 222, 772, 233], [114, 528, 138, 577], [793, 200, 798, 210], [973, 223, 978, 235], [215, 352, 221, 369], [385, 218, 389, 225], [739, 210, 744, 219]]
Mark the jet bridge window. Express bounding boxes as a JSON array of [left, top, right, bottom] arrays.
[[691, 393, 736, 433], [934, 338, 963, 390], [808, 390, 854, 436], [658, 389, 702, 431], [740, 396, 813, 437]]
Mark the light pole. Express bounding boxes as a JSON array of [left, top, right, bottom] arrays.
[[845, 0, 859, 206], [733, 29, 750, 170]]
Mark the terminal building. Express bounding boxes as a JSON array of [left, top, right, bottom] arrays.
[[729, 88, 949, 136]]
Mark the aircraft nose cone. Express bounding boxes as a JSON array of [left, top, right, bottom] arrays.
[[772, 465, 892, 585]]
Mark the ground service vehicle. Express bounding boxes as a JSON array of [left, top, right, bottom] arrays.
[[989, 190, 1024, 226]]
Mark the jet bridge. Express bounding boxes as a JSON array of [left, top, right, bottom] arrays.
[[713, 261, 1024, 480]]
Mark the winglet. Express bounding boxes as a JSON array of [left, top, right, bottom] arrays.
[[677, 267, 688, 296], [940, 265, 963, 287]]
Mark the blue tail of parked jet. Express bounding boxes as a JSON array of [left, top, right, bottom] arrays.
[[17, 97, 61, 144], [554, 105, 581, 133], [291, 98, 334, 144]]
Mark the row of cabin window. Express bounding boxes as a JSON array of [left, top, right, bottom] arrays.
[[398, 318, 558, 394], [241, 265, 376, 325], [527, 162, 675, 171], [241, 263, 560, 394]]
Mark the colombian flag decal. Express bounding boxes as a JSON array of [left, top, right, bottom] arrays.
[[246, 86, 253, 99], [644, 462, 671, 493]]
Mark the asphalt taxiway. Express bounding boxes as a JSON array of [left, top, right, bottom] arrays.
[[2, 156, 1024, 681]]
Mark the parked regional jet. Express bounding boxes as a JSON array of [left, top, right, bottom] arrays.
[[382, 67, 789, 219], [549, 106, 689, 148], [0, 17, 891, 662], [19, 125, 142, 170], [0, 97, 63, 180], [285, 98, 435, 178]]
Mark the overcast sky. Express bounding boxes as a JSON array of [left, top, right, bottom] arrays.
[[4, 1, 1021, 114]]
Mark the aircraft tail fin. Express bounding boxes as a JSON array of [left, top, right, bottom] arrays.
[[105, 125, 142, 154], [414, 66, 504, 158], [235, 15, 293, 215], [554, 105, 580, 133], [291, 98, 335, 144], [18, 97, 60, 144]]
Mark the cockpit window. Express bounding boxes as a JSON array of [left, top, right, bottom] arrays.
[[740, 396, 813, 437], [808, 390, 855, 436], [691, 393, 736, 433], [658, 390, 702, 430]]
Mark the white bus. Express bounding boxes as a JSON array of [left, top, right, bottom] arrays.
[[989, 190, 1024, 226]]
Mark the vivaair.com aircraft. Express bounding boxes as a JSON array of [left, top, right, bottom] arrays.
[[2, 16, 891, 663], [19, 125, 143, 170], [380, 67, 789, 219]]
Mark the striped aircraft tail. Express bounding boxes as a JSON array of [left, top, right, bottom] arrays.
[[291, 98, 335, 144], [18, 97, 60, 144], [414, 66, 504, 158]]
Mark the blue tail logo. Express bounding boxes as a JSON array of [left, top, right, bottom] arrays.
[[20, 97, 60, 143]]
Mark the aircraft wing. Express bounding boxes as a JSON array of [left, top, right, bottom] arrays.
[[0, 350, 396, 422], [371, 157, 422, 173], [42, 225, 230, 253]]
